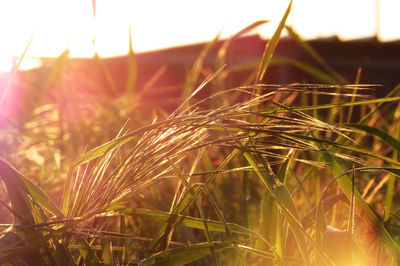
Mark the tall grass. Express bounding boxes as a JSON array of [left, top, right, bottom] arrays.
[[1, 1, 400, 265]]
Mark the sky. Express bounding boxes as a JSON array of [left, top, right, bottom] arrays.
[[0, 0, 399, 72]]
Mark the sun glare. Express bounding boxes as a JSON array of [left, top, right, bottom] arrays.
[[0, 0, 399, 72]]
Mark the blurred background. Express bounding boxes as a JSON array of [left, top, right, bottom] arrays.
[[0, 0, 399, 71], [1, 0, 400, 120]]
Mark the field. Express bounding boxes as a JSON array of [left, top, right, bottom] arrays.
[[1, 2, 400, 265]]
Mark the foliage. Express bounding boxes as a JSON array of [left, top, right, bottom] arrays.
[[1, 1, 400, 265]]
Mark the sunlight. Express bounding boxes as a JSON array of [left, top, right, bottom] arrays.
[[379, 0, 400, 41], [0, 0, 399, 72], [292, 0, 376, 40]]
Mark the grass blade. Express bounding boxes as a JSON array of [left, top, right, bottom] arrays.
[[125, 25, 137, 93], [346, 124, 400, 152], [320, 145, 400, 261], [264, 96, 400, 114], [0, 158, 63, 220], [102, 239, 113, 265], [108, 206, 266, 241], [77, 239, 101, 265], [183, 31, 221, 102], [285, 25, 347, 84], [139, 241, 234, 266], [242, 149, 311, 265], [272, 58, 339, 84], [0, 33, 35, 106], [61, 134, 136, 214], [384, 109, 400, 222], [256, 0, 292, 82]]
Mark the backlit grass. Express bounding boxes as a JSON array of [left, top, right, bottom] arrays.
[[1, 1, 400, 265]]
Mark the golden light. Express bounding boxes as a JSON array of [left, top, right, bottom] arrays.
[[0, 0, 399, 73]]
